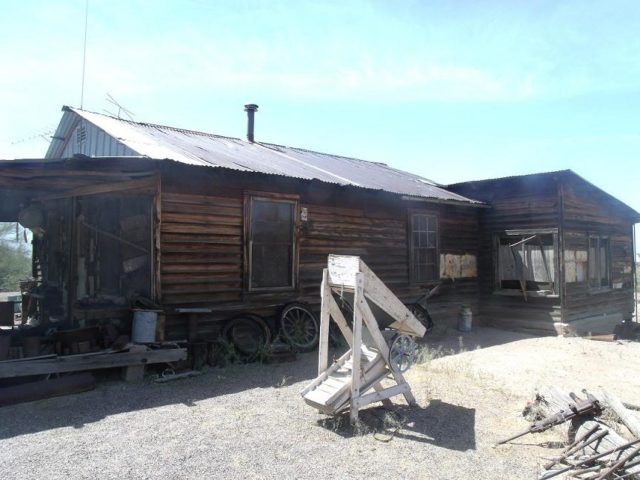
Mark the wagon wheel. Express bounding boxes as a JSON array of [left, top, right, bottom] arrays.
[[388, 334, 417, 373], [279, 303, 319, 352], [223, 315, 271, 357], [408, 303, 434, 334]]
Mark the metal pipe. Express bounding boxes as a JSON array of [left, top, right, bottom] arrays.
[[633, 224, 638, 323], [244, 104, 258, 143]]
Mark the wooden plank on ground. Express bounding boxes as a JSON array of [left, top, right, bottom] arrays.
[[0, 348, 187, 379]]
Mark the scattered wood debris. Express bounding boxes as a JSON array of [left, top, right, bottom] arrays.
[[502, 386, 640, 479]]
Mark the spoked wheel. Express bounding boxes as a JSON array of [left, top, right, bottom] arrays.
[[388, 334, 418, 373], [223, 315, 271, 357], [279, 303, 319, 352], [408, 303, 434, 334]]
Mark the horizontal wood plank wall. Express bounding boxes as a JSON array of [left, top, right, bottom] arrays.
[[561, 179, 636, 326], [160, 166, 480, 340], [450, 176, 562, 335]]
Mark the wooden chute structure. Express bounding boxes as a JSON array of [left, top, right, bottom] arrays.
[[301, 255, 426, 423]]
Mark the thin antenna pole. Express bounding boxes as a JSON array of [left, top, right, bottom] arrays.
[[80, 0, 89, 109]]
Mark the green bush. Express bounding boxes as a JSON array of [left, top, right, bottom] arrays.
[[0, 223, 31, 291]]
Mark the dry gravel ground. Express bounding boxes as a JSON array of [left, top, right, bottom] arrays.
[[1, 326, 638, 480]]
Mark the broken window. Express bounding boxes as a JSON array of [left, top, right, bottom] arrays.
[[248, 196, 296, 290], [75, 194, 153, 301], [409, 213, 438, 283], [495, 230, 558, 296], [588, 235, 610, 289]]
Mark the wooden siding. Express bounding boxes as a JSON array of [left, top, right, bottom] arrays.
[[160, 166, 480, 340], [560, 178, 636, 329], [451, 176, 562, 335], [451, 172, 638, 335]]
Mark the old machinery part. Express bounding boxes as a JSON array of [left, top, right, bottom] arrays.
[[223, 314, 271, 357], [408, 303, 434, 334], [388, 334, 418, 373], [279, 303, 319, 352]]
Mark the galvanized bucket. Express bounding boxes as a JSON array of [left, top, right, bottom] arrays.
[[457, 305, 472, 332], [132, 310, 158, 343]]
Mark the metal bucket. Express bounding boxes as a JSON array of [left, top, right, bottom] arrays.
[[132, 310, 158, 343], [458, 306, 472, 332]]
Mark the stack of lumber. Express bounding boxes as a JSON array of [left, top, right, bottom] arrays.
[[0, 343, 187, 380]]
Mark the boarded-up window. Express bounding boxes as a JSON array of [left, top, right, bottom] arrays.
[[410, 213, 438, 283], [588, 236, 610, 289], [495, 231, 558, 295], [248, 197, 296, 290]]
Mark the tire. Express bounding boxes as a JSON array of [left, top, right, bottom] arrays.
[[223, 315, 271, 357], [279, 303, 319, 352], [408, 303, 434, 335]]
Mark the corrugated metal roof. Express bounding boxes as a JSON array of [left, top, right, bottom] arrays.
[[46, 106, 481, 205], [447, 169, 572, 187], [449, 169, 640, 220]]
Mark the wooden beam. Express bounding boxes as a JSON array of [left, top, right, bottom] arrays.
[[328, 295, 353, 346], [601, 390, 640, 438], [327, 295, 393, 408], [358, 296, 417, 406], [353, 383, 410, 409], [35, 176, 156, 201], [318, 269, 331, 375], [360, 260, 426, 337], [350, 272, 364, 424], [0, 348, 187, 379]]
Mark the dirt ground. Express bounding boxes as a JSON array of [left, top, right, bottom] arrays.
[[1, 326, 639, 480]]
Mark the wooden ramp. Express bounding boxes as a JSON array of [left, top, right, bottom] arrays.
[[301, 255, 425, 423]]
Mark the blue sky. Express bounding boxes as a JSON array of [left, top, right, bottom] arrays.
[[0, 0, 639, 248]]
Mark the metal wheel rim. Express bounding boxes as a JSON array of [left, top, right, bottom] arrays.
[[225, 316, 269, 356], [389, 335, 417, 373], [280, 306, 318, 349]]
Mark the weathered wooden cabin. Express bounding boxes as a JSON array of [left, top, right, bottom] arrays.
[[0, 106, 483, 349], [0, 105, 637, 349], [449, 171, 640, 335]]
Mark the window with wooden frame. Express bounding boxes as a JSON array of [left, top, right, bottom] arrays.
[[409, 212, 438, 283], [494, 229, 559, 297], [245, 194, 297, 291], [588, 235, 610, 290]]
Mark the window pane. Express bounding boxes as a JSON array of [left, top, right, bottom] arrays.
[[410, 214, 437, 282], [425, 249, 436, 265], [496, 232, 558, 292], [427, 232, 436, 248], [600, 239, 609, 286], [251, 244, 292, 288], [412, 232, 420, 249], [588, 238, 598, 287], [250, 199, 294, 288]]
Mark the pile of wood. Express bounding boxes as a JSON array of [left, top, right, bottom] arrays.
[[0, 342, 187, 383], [527, 387, 640, 479]]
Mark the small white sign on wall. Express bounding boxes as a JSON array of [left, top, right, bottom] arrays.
[[300, 207, 308, 222]]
